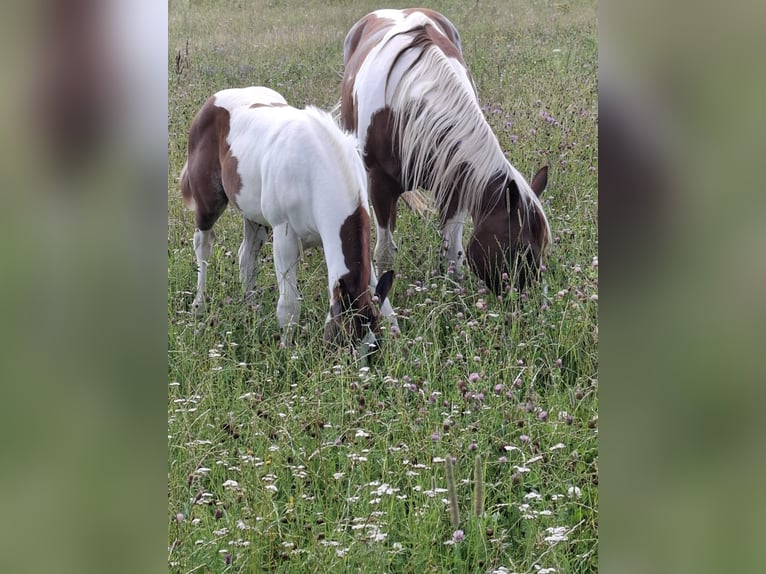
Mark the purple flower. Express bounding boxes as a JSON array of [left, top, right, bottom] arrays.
[[452, 529, 465, 543], [431, 432, 442, 442], [468, 372, 481, 383], [469, 442, 478, 451], [537, 410, 548, 421], [555, 358, 563, 368], [175, 512, 184, 523], [519, 434, 530, 443], [510, 134, 518, 144], [493, 384, 504, 394], [498, 456, 508, 463], [225, 554, 232, 565]]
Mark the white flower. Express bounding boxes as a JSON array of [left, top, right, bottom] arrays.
[[567, 486, 582, 498]]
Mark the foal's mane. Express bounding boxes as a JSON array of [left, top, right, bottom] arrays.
[[303, 106, 367, 205], [384, 14, 549, 239]]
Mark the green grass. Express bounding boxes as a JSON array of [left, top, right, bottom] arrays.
[[168, 0, 597, 571]]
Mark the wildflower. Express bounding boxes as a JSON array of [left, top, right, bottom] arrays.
[[537, 410, 548, 421], [493, 383, 503, 394], [519, 434, 530, 443], [469, 442, 478, 451], [431, 432, 442, 442], [175, 512, 184, 523], [215, 508, 223, 520], [567, 486, 583, 498], [452, 529, 465, 543], [468, 372, 481, 383], [555, 358, 563, 368], [224, 554, 231, 565]]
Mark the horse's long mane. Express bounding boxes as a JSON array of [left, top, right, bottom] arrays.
[[387, 18, 550, 242]]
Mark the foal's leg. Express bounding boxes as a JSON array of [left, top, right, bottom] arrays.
[[441, 210, 468, 279], [238, 218, 269, 298], [272, 223, 301, 347], [369, 169, 402, 275], [190, 188, 228, 315], [192, 228, 215, 315]]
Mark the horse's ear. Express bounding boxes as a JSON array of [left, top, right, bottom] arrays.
[[530, 166, 548, 197], [375, 270, 395, 304]]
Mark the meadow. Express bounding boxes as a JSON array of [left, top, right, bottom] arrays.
[[168, 0, 598, 572]]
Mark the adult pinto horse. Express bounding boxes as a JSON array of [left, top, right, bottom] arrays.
[[341, 9, 551, 294], [181, 86, 396, 349]]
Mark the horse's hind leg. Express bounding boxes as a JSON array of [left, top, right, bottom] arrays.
[[272, 223, 301, 347], [192, 228, 215, 314], [239, 219, 269, 299]]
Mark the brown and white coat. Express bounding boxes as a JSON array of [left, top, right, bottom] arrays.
[[341, 9, 551, 293], [181, 86, 395, 347]]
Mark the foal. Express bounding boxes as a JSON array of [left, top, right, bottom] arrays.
[[180, 86, 396, 348]]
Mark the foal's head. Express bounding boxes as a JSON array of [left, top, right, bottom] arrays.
[[324, 270, 395, 353], [467, 166, 550, 294], [323, 203, 395, 353]]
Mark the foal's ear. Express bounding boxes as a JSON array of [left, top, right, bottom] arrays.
[[375, 270, 395, 304], [530, 165, 548, 197]]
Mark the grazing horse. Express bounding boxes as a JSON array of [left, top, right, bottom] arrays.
[[180, 86, 396, 348], [341, 8, 552, 294]]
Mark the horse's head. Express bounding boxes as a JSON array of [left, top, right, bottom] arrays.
[[324, 270, 395, 355], [467, 166, 550, 294]]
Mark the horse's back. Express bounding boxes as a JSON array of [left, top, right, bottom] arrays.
[[226, 102, 363, 241]]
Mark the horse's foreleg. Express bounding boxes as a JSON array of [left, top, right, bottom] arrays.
[[192, 228, 215, 315], [441, 212, 467, 279], [239, 218, 269, 299], [369, 170, 401, 276], [273, 223, 301, 347]]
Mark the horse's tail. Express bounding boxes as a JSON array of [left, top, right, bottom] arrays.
[[179, 160, 196, 211], [401, 188, 434, 217]]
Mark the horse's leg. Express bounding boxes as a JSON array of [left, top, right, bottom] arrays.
[[238, 218, 269, 299], [369, 169, 402, 276], [272, 223, 301, 347], [189, 183, 228, 316], [369, 267, 400, 336], [192, 228, 215, 315], [440, 209, 468, 279]]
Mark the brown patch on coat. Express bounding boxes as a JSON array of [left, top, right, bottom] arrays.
[[182, 96, 245, 230], [401, 8, 463, 50], [334, 204, 383, 341], [362, 107, 404, 230]]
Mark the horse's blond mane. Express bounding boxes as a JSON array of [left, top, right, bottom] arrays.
[[388, 30, 550, 244]]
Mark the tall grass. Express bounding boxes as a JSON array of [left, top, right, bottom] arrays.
[[168, 1, 597, 571]]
